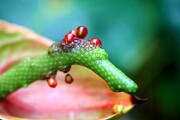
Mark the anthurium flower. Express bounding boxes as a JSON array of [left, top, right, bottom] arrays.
[[0, 21, 146, 120]]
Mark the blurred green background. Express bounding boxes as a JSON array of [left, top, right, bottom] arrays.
[[0, 0, 179, 120]]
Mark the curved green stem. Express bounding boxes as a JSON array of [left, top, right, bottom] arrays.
[[86, 60, 137, 93], [0, 40, 138, 99]]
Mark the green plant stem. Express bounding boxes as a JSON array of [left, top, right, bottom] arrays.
[[0, 42, 138, 99]]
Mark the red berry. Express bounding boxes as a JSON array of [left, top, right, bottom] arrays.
[[47, 77, 57, 88], [89, 38, 102, 47], [64, 33, 75, 43], [69, 30, 77, 37], [77, 26, 88, 38], [65, 74, 73, 84]]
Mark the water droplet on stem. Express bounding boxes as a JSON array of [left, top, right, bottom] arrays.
[[65, 74, 73, 84]]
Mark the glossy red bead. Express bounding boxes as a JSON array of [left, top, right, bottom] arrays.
[[69, 30, 77, 37], [64, 33, 75, 43], [89, 38, 102, 47], [77, 26, 88, 38], [47, 77, 57, 88]]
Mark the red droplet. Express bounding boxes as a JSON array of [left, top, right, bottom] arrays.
[[47, 77, 57, 88], [64, 33, 75, 43], [89, 38, 102, 47], [77, 26, 88, 38], [65, 74, 73, 84], [69, 30, 77, 37]]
